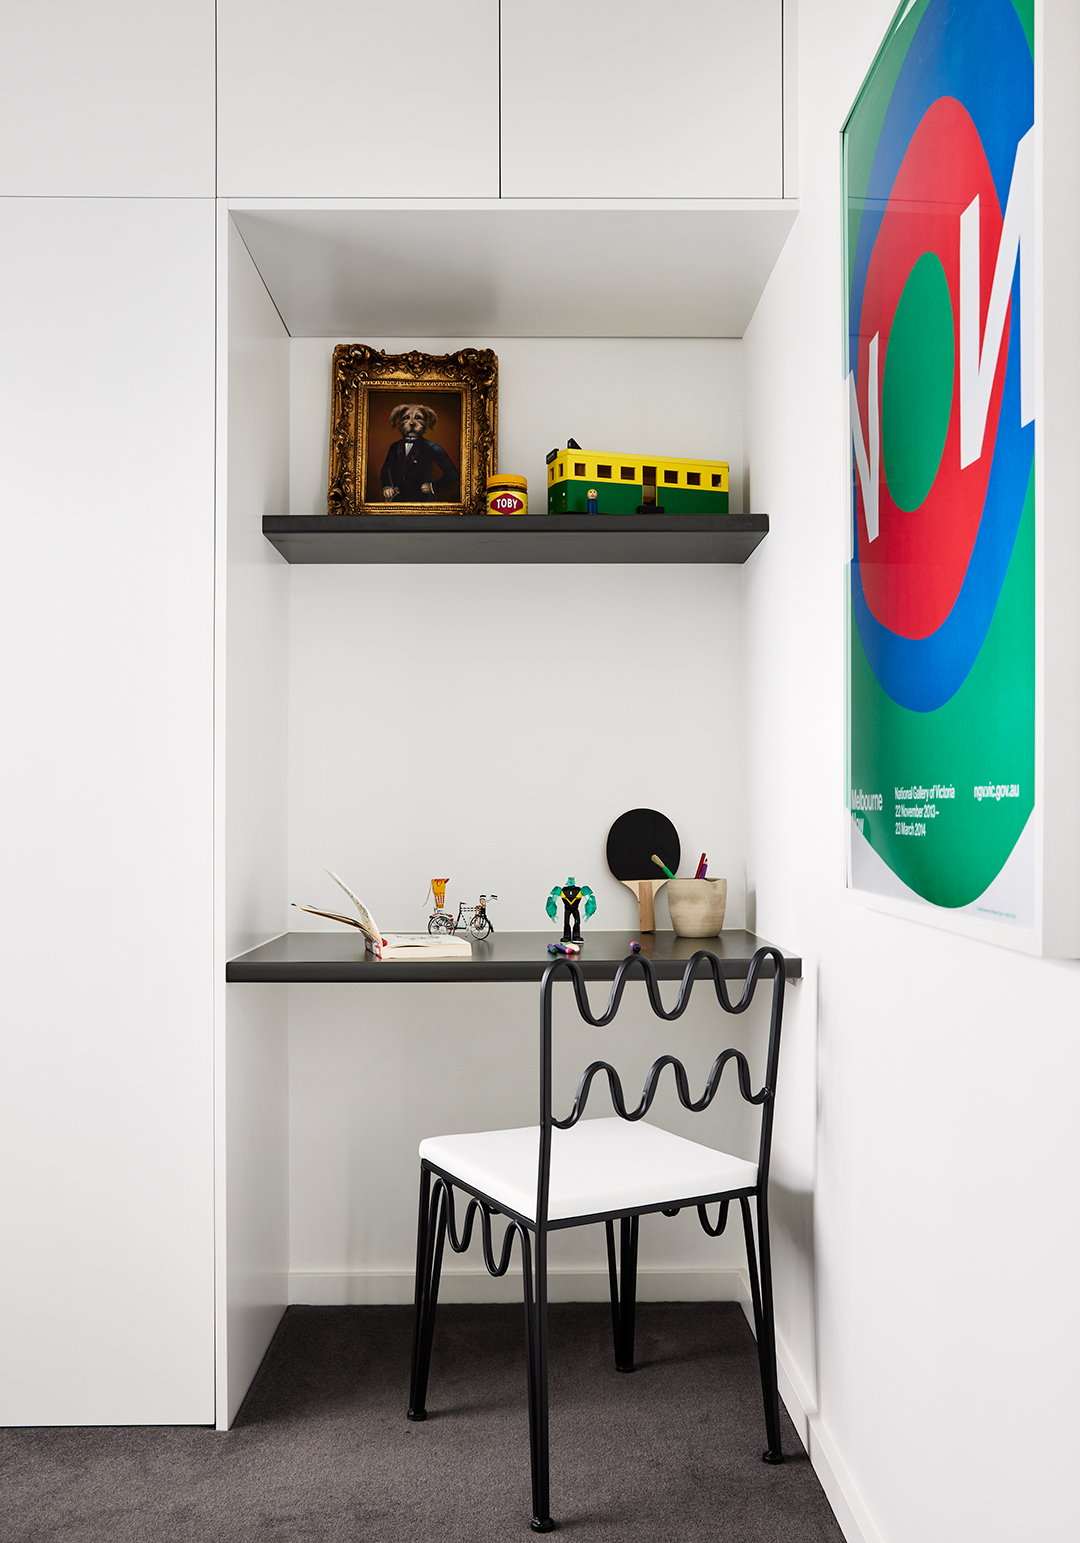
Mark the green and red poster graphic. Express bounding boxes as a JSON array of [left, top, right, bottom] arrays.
[[844, 0, 1035, 928]]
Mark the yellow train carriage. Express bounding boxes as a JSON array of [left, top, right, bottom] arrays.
[[546, 449, 729, 515]]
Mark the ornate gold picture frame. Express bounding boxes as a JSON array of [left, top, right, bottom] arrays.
[[328, 346, 498, 516]]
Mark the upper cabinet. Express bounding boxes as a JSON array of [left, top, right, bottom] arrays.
[[499, 0, 784, 199], [217, 0, 501, 198], [1, 2, 787, 204], [217, 0, 786, 204], [0, 1, 215, 197]]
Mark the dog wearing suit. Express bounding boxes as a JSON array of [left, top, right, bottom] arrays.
[[380, 403, 460, 502]]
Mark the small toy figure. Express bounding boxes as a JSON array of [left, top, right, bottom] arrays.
[[546, 876, 596, 942], [586, 488, 598, 514]]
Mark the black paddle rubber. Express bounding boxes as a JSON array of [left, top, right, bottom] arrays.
[[606, 808, 681, 880]]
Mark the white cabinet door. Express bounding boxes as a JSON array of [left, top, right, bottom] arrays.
[[0, 1, 214, 196], [501, 0, 783, 198], [0, 197, 216, 1424], [218, 0, 500, 197]]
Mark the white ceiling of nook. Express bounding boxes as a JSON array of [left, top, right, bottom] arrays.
[[231, 206, 798, 339]]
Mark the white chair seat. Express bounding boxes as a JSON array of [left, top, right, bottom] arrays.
[[419, 1117, 758, 1223]]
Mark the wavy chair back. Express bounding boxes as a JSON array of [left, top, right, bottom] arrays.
[[409, 945, 788, 1531], [534, 945, 786, 1232]]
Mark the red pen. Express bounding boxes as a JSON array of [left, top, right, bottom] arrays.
[[694, 852, 707, 879]]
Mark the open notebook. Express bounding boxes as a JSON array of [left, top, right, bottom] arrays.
[[293, 871, 471, 961]]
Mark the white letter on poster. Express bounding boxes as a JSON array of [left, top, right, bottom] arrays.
[[849, 332, 880, 542], [959, 125, 1034, 469]]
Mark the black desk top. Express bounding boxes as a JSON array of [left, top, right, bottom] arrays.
[[226, 930, 801, 984]]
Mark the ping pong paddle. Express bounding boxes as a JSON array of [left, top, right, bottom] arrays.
[[606, 808, 681, 932]]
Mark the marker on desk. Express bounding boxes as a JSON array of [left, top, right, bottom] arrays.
[[651, 854, 676, 880], [629, 941, 641, 954], [548, 941, 580, 956]]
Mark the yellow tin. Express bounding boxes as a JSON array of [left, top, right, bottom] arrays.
[[486, 473, 528, 516]]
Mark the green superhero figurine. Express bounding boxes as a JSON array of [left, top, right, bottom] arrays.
[[546, 876, 596, 943]]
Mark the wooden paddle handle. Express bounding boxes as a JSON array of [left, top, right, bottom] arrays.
[[621, 878, 666, 932]]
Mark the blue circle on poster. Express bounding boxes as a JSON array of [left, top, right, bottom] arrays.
[[847, 0, 1033, 713]]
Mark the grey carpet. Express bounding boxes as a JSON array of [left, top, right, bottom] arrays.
[[0, 1303, 844, 1542]]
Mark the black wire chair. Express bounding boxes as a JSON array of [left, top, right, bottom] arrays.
[[407, 946, 787, 1532]]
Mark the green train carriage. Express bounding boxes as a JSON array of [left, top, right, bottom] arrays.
[[546, 448, 729, 515]]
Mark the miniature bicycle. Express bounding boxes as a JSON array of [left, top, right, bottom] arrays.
[[427, 893, 498, 940]]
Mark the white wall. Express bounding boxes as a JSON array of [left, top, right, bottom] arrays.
[[289, 335, 747, 519], [1038, 0, 1080, 955], [288, 980, 772, 1304], [285, 333, 761, 1301], [288, 334, 747, 939], [217, 220, 292, 1426], [0, 198, 217, 1423], [743, 4, 1080, 1542]]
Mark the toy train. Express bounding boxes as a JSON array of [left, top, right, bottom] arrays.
[[546, 446, 729, 515]]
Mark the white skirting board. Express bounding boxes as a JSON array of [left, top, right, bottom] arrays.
[[288, 1266, 884, 1543], [742, 1304, 885, 1543], [288, 1266, 751, 1307]]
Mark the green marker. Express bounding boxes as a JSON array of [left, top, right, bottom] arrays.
[[651, 854, 675, 880]]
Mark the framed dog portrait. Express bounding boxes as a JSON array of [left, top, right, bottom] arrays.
[[328, 346, 498, 516]]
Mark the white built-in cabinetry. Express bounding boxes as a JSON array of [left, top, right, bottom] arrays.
[[0, 195, 218, 1425], [0, 2, 215, 196], [217, 0, 786, 200], [501, 0, 784, 197], [0, 3, 219, 1429], [217, 0, 500, 198], [0, 0, 794, 1430]]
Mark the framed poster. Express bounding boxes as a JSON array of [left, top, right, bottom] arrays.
[[844, 0, 1037, 942]]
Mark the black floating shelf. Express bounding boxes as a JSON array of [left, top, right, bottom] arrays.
[[226, 929, 801, 984], [262, 512, 769, 565]]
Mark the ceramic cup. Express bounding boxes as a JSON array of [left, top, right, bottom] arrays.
[[665, 877, 728, 937]]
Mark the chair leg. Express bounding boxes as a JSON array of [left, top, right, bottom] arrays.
[[522, 1227, 554, 1532], [620, 1215, 639, 1372], [605, 1221, 620, 1361], [740, 1194, 784, 1464], [605, 1215, 639, 1373], [408, 1168, 446, 1421]]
